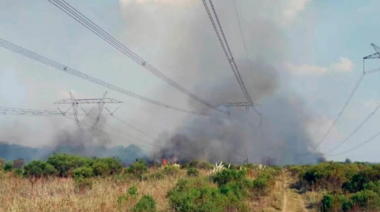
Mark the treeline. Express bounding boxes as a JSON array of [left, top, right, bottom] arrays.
[[0, 142, 146, 163], [289, 162, 380, 212]]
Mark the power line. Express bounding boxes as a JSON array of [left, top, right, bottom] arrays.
[[0, 38, 207, 116], [312, 73, 365, 150], [232, 0, 257, 101], [202, 0, 253, 104], [47, 0, 226, 115], [113, 116, 158, 141], [327, 129, 380, 157], [323, 103, 380, 155]]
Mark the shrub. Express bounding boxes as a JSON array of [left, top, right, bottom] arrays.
[[147, 171, 165, 181], [128, 185, 138, 197], [350, 190, 380, 210], [117, 194, 128, 205], [343, 166, 380, 193], [127, 160, 148, 180], [162, 165, 180, 176], [47, 154, 94, 177], [168, 177, 247, 212], [13, 168, 24, 178], [74, 177, 93, 193], [213, 169, 245, 187], [4, 162, 13, 172], [24, 160, 58, 191], [132, 195, 156, 212], [321, 194, 334, 212], [73, 167, 94, 180], [93, 158, 123, 176], [187, 167, 199, 177], [92, 161, 110, 176]]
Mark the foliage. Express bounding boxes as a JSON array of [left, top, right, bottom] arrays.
[[117, 194, 128, 205], [73, 167, 94, 180], [168, 177, 247, 212], [213, 169, 245, 187], [92, 158, 123, 176], [128, 185, 138, 197], [350, 190, 380, 210], [4, 162, 13, 172], [147, 171, 165, 181], [161, 164, 180, 176], [127, 160, 148, 180], [343, 165, 380, 193], [47, 154, 94, 177], [24, 161, 57, 178], [24, 161, 58, 186], [187, 167, 199, 177], [74, 177, 93, 192], [13, 168, 24, 178], [132, 195, 156, 212]]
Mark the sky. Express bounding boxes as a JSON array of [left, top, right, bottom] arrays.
[[1, 0, 380, 163]]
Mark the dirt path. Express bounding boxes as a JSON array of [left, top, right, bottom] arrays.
[[282, 172, 287, 212], [283, 172, 308, 212]]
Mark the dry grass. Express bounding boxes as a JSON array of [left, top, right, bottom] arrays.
[[301, 191, 325, 212], [0, 170, 181, 212], [0, 168, 286, 212], [250, 171, 285, 212]]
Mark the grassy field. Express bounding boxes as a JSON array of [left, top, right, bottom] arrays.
[[0, 160, 285, 212]]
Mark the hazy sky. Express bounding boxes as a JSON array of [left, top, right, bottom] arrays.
[[1, 0, 380, 162]]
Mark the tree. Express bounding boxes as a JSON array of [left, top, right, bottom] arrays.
[[24, 160, 57, 193], [345, 158, 352, 164], [47, 153, 93, 177]]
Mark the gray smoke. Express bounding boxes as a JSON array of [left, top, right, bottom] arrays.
[[118, 0, 323, 165]]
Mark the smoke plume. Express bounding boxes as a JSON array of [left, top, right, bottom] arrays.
[[118, 0, 322, 165]]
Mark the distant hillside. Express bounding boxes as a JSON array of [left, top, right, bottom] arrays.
[[0, 142, 146, 163]]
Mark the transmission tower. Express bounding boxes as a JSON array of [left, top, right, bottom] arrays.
[[363, 43, 380, 75], [54, 92, 123, 141], [217, 102, 262, 163]]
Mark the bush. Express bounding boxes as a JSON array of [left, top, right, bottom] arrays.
[[162, 165, 180, 176], [350, 190, 380, 210], [47, 154, 94, 177], [73, 167, 94, 180], [128, 185, 138, 197], [187, 167, 199, 177], [213, 169, 245, 187], [132, 195, 156, 212], [127, 160, 148, 180], [343, 166, 380, 193], [321, 194, 334, 212], [13, 168, 24, 178], [75, 177, 93, 192], [93, 158, 123, 176], [92, 161, 110, 176], [168, 177, 247, 212], [4, 162, 13, 172], [147, 171, 165, 181], [24, 160, 58, 189], [117, 194, 128, 205]]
